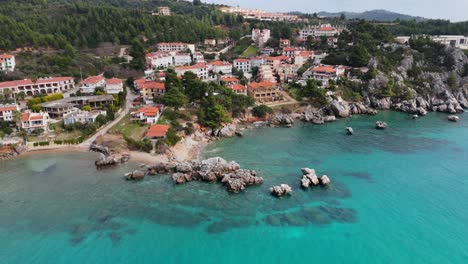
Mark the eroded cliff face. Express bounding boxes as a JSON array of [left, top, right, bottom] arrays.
[[363, 46, 468, 114]]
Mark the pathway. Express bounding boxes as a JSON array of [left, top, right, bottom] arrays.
[[81, 88, 137, 148]]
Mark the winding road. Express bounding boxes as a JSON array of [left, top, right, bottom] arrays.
[[81, 88, 137, 148]]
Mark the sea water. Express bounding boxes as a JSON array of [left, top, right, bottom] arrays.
[[0, 111, 467, 263]]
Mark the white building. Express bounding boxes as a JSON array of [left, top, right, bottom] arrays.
[[174, 53, 192, 66], [0, 103, 19, 121], [303, 65, 346, 82], [63, 109, 107, 125], [130, 105, 162, 124], [193, 52, 205, 64], [299, 24, 343, 40], [0, 54, 15, 72], [208, 61, 233, 75], [146, 51, 174, 69], [250, 56, 266, 68], [21, 111, 49, 133], [175, 63, 209, 80], [0, 77, 75, 97], [252, 29, 271, 48], [233, 58, 251, 73], [431, 35, 468, 50], [105, 78, 123, 94], [157, 42, 195, 54], [80, 76, 106, 94]]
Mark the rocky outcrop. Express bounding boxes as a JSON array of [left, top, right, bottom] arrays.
[[270, 113, 295, 127], [147, 157, 263, 193], [270, 184, 292, 197], [125, 170, 145, 181], [95, 153, 130, 167], [319, 175, 331, 185], [300, 168, 319, 188], [346, 127, 354, 135], [90, 144, 111, 156], [375, 121, 388, 129], [300, 168, 330, 188], [330, 100, 350, 118]]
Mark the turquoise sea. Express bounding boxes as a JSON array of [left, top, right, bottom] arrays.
[[1, 111, 467, 263]]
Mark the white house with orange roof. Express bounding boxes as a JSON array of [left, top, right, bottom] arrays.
[[130, 105, 163, 124], [105, 78, 123, 94], [304, 65, 346, 82], [228, 84, 247, 96], [0, 77, 74, 97], [233, 58, 251, 73], [175, 63, 208, 80], [80, 76, 106, 94], [220, 76, 240, 86], [146, 51, 174, 69], [21, 111, 49, 133], [0, 103, 19, 121], [282, 47, 306, 58], [279, 39, 291, 48], [208, 61, 233, 75], [0, 54, 15, 72], [294, 51, 314, 67], [134, 79, 165, 100]]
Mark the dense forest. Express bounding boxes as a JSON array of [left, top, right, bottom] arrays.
[[0, 0, 244, 50]]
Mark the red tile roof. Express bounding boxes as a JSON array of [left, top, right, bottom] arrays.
[[0, 77, 74, 89], [248, 81, 277, 89], [106, 78, 122, 85], [176, 63, 207, 71], [312, 66, 337, 73], [146, 124, 170, 138], [134, 79, 165, 90], [0, 54, 14, 60], [21, 112, 44, 122], [0, 105, 18, 112], [228, 84, 246, 91], [81, 76, 105, 85], [208, 60, 232, 66], [234, 58, 249, 63], [134, 106, 159, 117], [220, 76, 239, 82], [317, 26, 336, 31], [266, 56, 289, 61]]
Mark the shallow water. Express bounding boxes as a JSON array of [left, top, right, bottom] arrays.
[[1, 111, 467, 263]]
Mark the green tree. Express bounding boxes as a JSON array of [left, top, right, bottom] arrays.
[[83, 105, 92, 112], [161, 88, 188, 110], [197, 94, 231, 129], [349, 44, 370, 67], [252, 105, 273, 118]]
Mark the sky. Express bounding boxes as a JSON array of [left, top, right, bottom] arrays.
[[205, 0, 468, 22]]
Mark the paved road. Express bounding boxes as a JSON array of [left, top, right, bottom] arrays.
[[81, 88, 137, 147]]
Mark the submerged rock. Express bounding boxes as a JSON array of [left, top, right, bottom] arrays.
[[375, 121, 388, 129], [125, 170, 145, 181], [448, 115, 460, 122], [346, 127, 354, 135]]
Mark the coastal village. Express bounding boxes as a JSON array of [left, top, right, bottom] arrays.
[[0, 2, 467, 171]]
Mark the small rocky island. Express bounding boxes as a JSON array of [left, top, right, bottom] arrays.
[[300, 168, 331, 188], [135, 157, 263, 193]]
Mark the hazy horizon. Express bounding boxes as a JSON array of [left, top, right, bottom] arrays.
[[204, 0, 468, 22]]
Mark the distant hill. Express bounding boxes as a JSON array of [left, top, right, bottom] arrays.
[[316, 9, 427, 22]]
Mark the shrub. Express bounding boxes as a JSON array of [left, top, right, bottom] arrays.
[[54, 140, 63, 145], [252, 105, 273, 118]]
